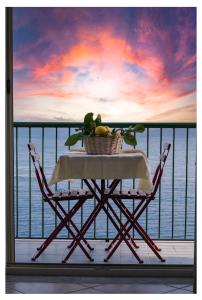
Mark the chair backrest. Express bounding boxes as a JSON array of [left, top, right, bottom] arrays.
[[151, 143, 171, 197], [27, 143, 53, 199]]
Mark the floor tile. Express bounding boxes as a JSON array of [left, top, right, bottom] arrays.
[[182, 285, 193, 292], [6, 282, 88, 294], [166, 288, 193, 294], [93, 283, 175, 294], [164, 277, 193, 285], [167, 283, 193, 289], [71, 287, 104, 293], [6, 275, 115, 286], [6, 282, 24, 294], [6, 289, 24, 294]]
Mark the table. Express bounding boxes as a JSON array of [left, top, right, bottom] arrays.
[[49, 150, 153, 193], [49, 150, 153, 263]]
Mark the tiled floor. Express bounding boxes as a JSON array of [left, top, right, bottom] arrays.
[[6, 275, 193, 294], [15, 239, 194, 265]]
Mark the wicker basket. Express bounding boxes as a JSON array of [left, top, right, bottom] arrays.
[[84, 136, 122, 155]]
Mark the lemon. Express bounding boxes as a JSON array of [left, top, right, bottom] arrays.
[[104, 126, 110, 132], [95, 126, 109, 136]]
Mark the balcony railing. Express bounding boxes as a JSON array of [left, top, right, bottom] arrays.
[[13, 122, 196, 242]]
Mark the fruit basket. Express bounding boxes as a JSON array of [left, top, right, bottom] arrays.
[[64, 112, 145, 155], [84, 136, 122, 155]]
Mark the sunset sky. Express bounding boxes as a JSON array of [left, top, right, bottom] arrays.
[[13, 7, 196, 122]]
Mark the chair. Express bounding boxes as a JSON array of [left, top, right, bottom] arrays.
[[27, 143, 94, 262], [104, 143, 171, 262]]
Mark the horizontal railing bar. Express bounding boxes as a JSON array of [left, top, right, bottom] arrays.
[[13, 122, 196, 128]]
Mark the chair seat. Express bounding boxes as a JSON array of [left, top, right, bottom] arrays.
[[49, 189, 94, 201], [104, 188, 151, 199]]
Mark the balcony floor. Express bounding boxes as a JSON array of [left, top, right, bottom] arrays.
[[15, 239, 194, 265], [6, 274, 193, 294]]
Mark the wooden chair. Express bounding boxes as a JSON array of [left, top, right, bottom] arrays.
[[104, 143, 171, 263], [27, 143, 94, 262]]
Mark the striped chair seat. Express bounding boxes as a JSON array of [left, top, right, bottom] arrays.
[[104, 188, 151, 199], [50, 189, 93, 201]]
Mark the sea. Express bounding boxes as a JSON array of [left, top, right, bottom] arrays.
[[14, 127, 196, 240]]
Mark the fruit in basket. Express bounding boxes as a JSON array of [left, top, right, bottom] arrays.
[[95, 126, 110, 136]]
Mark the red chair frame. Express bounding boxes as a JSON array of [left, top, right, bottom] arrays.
[[27, 143, 94, 262], [104, 143, 171, 262]]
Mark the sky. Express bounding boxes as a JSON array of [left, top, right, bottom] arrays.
[[13, 7, 196, 122]]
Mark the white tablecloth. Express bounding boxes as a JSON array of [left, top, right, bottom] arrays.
[[49, 150, 153, 193]]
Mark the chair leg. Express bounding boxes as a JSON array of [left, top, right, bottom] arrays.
[[62, 203, 101, 263], [133, 224, 165, 262], [112, 199, 165, 262], [56, 202, 94, 251], [67, 239, 74, 249], [62, 193, 113, 262], [32, 199, 93, 262], [104, 203, 139, 252], [135, 222, 161, 251], [105, 231, 139, 251], [35, 200, 94, 254], [106, 199, 161, 252], [116, 199, 162, 251], [105, 199, 144, 252], [102, 202, 143, 263]]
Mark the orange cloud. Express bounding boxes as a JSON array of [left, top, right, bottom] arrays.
[[33, 30, 166, 84]]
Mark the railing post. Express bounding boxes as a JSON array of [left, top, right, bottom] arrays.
[[171, 128, 175, 239], [184, 128, 189, 239], [55, 127, 58, 228], [15, 127, 18, 238], [146, 128, 149, 234], [158, 127, 162, 239], [29, 127, 32, 238], [41, 127, 44, 238]]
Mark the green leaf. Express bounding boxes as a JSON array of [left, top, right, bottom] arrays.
[[64, 133, 82, 146], [133, 124, 145, 133], [123, 133, 137, 146], [84, 121, 96, 135], [95, 114, 102, 126], [84, 112, 94, 126]]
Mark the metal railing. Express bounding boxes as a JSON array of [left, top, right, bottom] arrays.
[[13, 122, 196, 241]]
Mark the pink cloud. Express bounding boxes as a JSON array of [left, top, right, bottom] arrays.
[[13, 8, 196, 122]]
